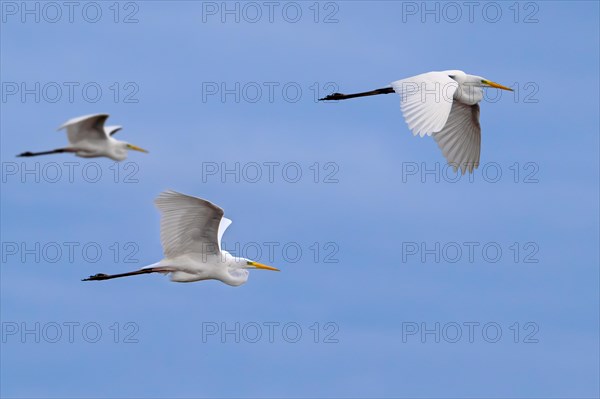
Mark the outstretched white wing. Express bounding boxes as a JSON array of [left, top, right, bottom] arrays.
[[154, 190, 225, 257], [391, 72, 458, 137], [432, 102, 481, 174], [58, 114, 110, 145], [217, 217, 232, 252]]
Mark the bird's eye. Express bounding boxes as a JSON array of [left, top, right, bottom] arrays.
[[448, 75, 455, 79]]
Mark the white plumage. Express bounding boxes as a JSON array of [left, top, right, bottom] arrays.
[[18, 113, 147, 161], [321, 70, 513, 174], [391, 71, 459, 137], [83, 190, 280, 286]]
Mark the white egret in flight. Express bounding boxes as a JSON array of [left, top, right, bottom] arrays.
[[18, 113, 148, 161], [320, 70, 513, 173], [83, 190, 280, 285]]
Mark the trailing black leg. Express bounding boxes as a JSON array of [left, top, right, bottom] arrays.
[[17, 148, 73, 157], [319, 87, 395, 101], [82, 267, 174, 281]]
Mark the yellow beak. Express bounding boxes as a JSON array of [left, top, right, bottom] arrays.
[[248, 261, 280, 272], [483, 80, 513, 91], [127, 144, 149, 153]]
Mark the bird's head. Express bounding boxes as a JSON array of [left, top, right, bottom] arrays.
[[108, 141, 148, 162], [110, 141, 148, 161], [448, 72, 513, 91]]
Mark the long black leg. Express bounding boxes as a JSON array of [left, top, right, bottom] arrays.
[[17, 148, 74, 157], [82, 267, 174, 281], [319, 87, 395, 101]]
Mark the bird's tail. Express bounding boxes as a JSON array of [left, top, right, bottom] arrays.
[[319, 87, 395, 101]]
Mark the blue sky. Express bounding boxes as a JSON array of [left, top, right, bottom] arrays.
[[1, 1, 599, 398]]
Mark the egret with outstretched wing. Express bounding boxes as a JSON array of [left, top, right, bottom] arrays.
[[83, 190, 279, 286], [320, 70, 513, 174], [18, 113, 148, 161]]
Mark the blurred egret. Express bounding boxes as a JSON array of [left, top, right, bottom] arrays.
[[83, 190, 280, 285], [18, 113, 148, 161], [320, 70, 513, 173]]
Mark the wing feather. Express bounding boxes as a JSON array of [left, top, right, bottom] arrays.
[[217, 217, 232, 252], [432, 103, 481, 174], [391, 72, 458, 137], [58, 114, 109, 145], [154, 190, 225, 257]]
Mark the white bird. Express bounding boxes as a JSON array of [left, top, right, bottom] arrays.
[[18, 113, 148, 161], [320, 70, 513, 174], [83, 190, 280, 286]]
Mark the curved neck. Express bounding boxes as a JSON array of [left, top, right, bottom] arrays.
[[454, 84, 483, 105], [219, 268, 249, 286], [219, 252, 249, 286]]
